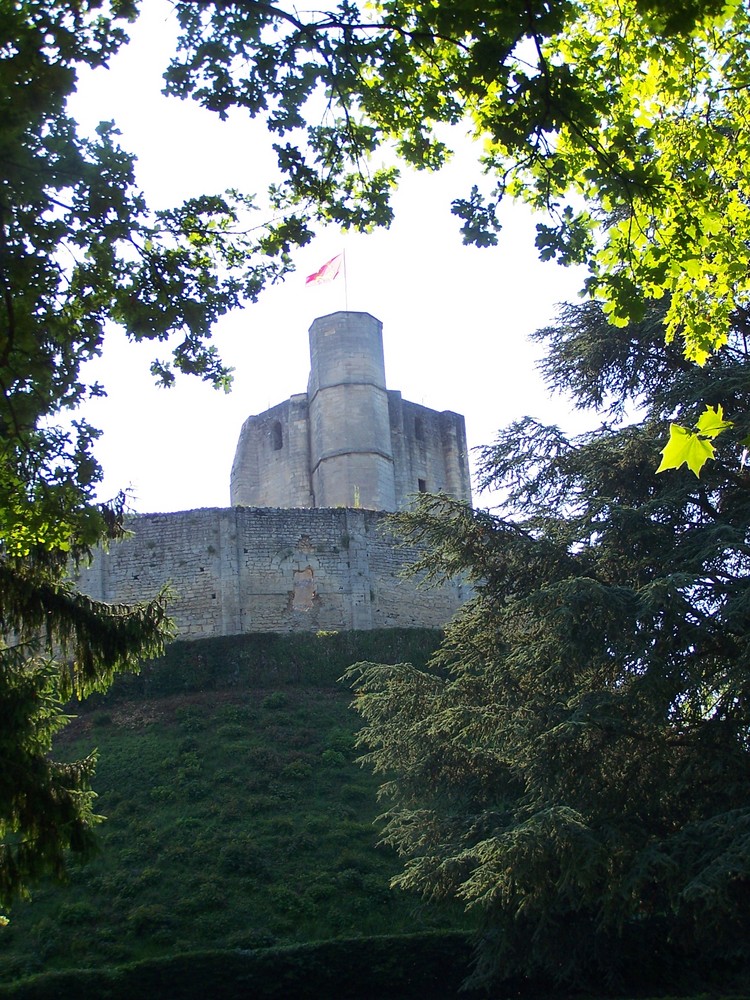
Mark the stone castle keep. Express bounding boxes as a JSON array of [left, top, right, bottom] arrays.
[[231, 311, 471, 511], [77, 312, 472, 637]]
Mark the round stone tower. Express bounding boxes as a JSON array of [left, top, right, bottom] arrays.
[[307, 311, 397, 510]]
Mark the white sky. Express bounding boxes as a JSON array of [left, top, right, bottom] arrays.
[[68, 1, 590, 514]]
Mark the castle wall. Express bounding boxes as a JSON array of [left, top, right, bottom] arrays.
[[230, 395, 312, 509], [76, 507, 467, 638], [388, 394, 472, 506]]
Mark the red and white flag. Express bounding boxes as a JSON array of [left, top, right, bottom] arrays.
[[305, 253, 342, 286]]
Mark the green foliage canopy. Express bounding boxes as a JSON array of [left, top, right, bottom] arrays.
[[2, 0, 748, 915], [0, 0, 317, 562], [0, 0, 309, 910], [169, 13, 744, 310], [166, 0, 750, 472], [349, 302, 750, 989]]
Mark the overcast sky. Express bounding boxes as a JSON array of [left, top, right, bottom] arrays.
[[68, 1, 590, 514]]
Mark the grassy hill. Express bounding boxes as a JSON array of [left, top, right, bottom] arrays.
[[0, 629, 472, 984], [2, 629, 747, 999]]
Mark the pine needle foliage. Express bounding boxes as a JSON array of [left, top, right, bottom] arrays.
[[0, 0, 287, 914], [0, 557, 171, 912], [348, 302, 750, 992]]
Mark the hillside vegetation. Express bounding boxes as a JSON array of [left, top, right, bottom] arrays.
[[0, 630, 471, 983], [2, 629, 747, 999]]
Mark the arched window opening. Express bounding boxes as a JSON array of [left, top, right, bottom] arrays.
[[414, 416, 425, 442], [271, 420, 283, 451]]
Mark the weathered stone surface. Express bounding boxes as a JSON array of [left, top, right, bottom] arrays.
[[76, 507, 469, 639], [231, 311, 472, 511], [77, 311, 473, 639]]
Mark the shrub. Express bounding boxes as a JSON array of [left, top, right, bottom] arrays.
[[175, 706, 207, 733], [261, 691, 288, 711], [218, 843, 269, 880], [325, 727, 355, 754], [57, 901, 97, 925], [281, 759, 313, 781], [127, 904, 174, 936]]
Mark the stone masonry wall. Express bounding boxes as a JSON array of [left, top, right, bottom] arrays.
[[76, 506, 468, 638], [388, 393, 471, 505], [230, 395, 313, 509], [229, 312, 472, 512]]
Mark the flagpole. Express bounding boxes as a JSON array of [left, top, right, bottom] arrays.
[[343, 249, 349, 312]]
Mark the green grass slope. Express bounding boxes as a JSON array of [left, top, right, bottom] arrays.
[[0, 630, 471, 983]]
